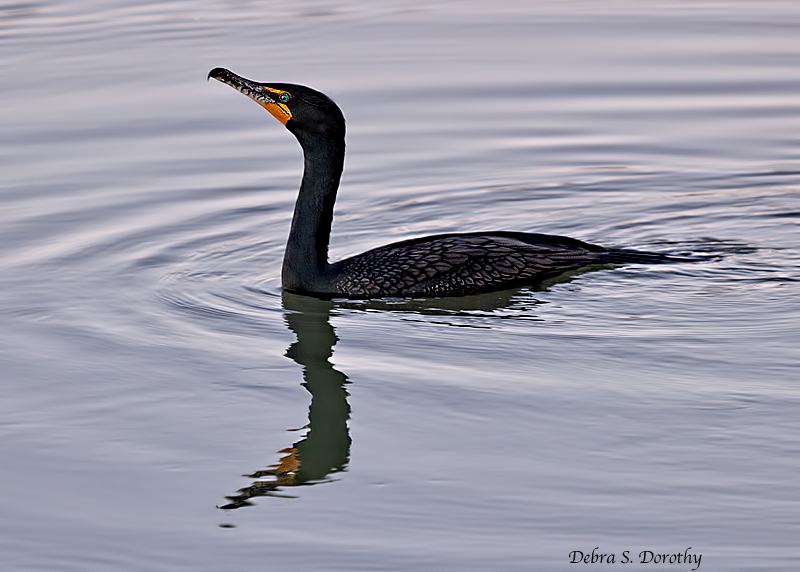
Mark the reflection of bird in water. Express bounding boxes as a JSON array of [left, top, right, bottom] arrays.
[[209, 68, 686, 299], [219, 294, 351, 508]]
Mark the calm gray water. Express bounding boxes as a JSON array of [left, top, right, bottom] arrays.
[[2, 1, 799, 570]]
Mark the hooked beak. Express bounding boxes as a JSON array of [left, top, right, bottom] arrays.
[[208, 67, 292, 125]]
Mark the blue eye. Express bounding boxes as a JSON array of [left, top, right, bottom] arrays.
[[279, 93, 290, 103]]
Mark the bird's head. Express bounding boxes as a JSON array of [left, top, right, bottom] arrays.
[[208, 68, 345, 143]]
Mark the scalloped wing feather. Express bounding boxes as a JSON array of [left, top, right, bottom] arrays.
[[328, 234, 606, 298]]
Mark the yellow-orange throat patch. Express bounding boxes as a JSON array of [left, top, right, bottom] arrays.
[[260, 87, 292, 125]]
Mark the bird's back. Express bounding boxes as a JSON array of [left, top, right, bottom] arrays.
[[324, 231, 631, 298]]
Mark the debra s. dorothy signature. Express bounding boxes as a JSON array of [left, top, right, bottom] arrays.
[[569, 547, 701, 570]]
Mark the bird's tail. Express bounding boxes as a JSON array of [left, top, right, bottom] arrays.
[[600, 248, 699, 264]]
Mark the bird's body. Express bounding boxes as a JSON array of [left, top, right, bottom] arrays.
[[209, 68, 681, 299], [326, 232, 665, 298]]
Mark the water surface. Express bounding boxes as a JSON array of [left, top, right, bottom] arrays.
[[2, 1, 799, 570]]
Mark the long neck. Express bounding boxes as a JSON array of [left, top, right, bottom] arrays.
[[282, 132, 345, 292]]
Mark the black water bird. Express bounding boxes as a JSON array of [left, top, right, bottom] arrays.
[[209, 68, 681, 299]]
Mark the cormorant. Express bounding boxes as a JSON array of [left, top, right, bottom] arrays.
[[209, 68, 681, 299]]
